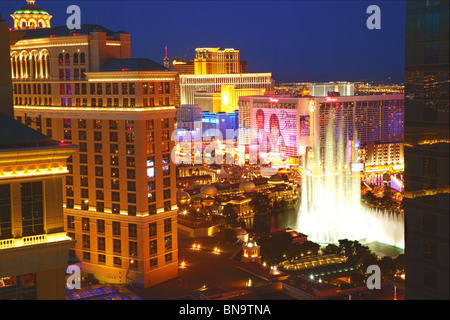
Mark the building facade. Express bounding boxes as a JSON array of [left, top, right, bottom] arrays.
[[180, 73, 273, 108], [404, 0, 449, 299], [194, 47, 242, 75], [238, 94, 404, 163], [1, 13, 76, 299], [9, 2, 179, 288]]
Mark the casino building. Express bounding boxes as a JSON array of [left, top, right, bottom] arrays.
[[9, 1, 179, 288], [238, 94, 404, 166]]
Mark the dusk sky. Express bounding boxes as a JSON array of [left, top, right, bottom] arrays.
[[2, 0, 406, 83]]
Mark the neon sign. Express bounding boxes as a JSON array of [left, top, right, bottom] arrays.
[[269, 98, 279, 104], [325, 97, 337, 103]]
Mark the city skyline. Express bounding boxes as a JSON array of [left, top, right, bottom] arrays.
[[1, 0, 406, 83]]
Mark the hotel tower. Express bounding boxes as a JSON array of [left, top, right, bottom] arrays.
[[9, 1, 179, 288]]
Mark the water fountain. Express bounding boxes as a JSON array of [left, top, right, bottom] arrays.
[[296, 116, 404, 250]]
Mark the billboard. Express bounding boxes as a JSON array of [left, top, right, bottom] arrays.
[[253, 108, 298, 160], [299, 115, 310, 136]]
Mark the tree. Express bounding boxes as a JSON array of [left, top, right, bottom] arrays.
[[299, 241, 320, 257], [224, 228, 237, 243], [322, 243, 340, 255], [251, 193, 270, 216], [252, 214, 270, 233], [222, 203, 237, 226], [378, 256, 397, 279]]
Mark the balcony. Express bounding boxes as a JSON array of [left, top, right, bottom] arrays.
[[0, 232, 71, 250]]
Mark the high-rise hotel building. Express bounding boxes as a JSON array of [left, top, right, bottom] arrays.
[[238, 94, 404, 164], [9, 1, 179, 288], [175, 47, 272, 113], [404, 0, 449, 299], [1, 11, 76, 300], [194, 47, 246, 75]]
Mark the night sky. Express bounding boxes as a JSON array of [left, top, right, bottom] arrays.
[[2, 0, 406, 83]]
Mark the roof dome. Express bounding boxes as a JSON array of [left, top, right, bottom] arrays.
[[268, 174, 284, 184], [239, 180, 256, 193], [245, 239, 259, 248], [200, 184, 217, 197], [13, 1, 50, 15], [176, 189, 191, 205]]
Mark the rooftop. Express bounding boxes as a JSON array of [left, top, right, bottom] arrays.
[[12, 24, 121, 40], [100, 58, 167, 72], [0, 112, 60, 149]]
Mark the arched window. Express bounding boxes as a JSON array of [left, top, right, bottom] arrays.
[[58, 53, 64, 65], [46, 55, 50, 78], [80, 52, 85, 65], [65, 53, 70, 65], [30, 53, 35, 79], [73, 52, 79, 64], [17, 56, 22, 77], [25, 56, 30, 79]]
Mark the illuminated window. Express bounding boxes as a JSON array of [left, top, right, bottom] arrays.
[[165, 235, 172, 251], [149, 239, 157, 256], [111, 168, 119, 178], [110, 156, 119, 166], [97, 237, 105, 251], [147, 223, 157, 238], [67, 215, 75, 230], [148, 204, 156, 215], [110, 144, 119, 154], [98, 254, 106, 264], [113, 257, 121, 267], [82, 217, 90, 232], [126, 145, 135, 155], [97, 219, 105, 234], [164, 218, 171, 233], [122, 83, 128, 95], [111, 204, 120, 214], [109, 120, 118, 130], [21, 182, 44, 236], [129, 241, 137, 256], [126, 131, 135, 143], [94, 131, 102, 141], [126, 157, 135, 167], [112, 221, 121, 236], [113, 239, 121, 254], [111, 179, 120, 190], [0, 184, 12, 240]]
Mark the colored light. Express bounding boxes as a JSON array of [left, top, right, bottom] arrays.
[[269, 97, 279, 104]]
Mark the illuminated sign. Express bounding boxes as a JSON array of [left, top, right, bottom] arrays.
[[325, 97, 337, 103], [253, 108, 298, 159], [202, 118, 219, 124], [299, 115, 310, 136], [269, 98, 279, 104]]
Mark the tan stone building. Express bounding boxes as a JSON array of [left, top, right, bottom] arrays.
[[9, 1, 179, 288], [1, 12, 76, 299]]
